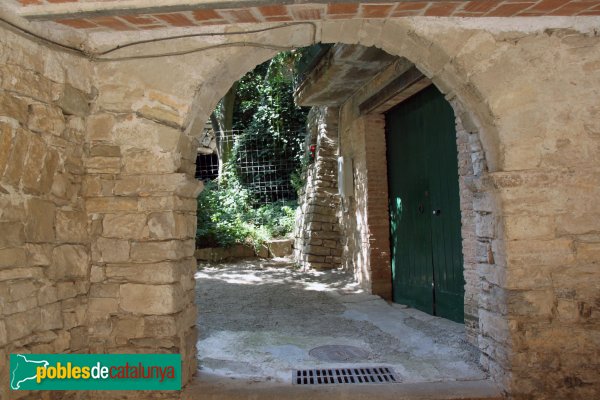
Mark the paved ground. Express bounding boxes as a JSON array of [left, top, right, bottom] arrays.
[[195, 259, 487, 385]]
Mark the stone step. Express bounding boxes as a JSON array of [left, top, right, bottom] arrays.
[[183, 376, 503, 400], [268, 239, 293, 258]]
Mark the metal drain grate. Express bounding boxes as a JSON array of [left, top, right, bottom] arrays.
[[293, 366, 400, 385]]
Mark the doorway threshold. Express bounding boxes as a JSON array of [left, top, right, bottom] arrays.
[[183, 374, 502, 400]]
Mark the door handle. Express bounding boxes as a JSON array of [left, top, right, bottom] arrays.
[[432, 209, 441, 216]]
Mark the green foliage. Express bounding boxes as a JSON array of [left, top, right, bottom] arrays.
[[196, 167, 297, 249], [253, 201, 297, 239], [232, 62, 269, 131], [197, 51, 310, 248], [196, 169, 258, 248], [290, 151, 312, 194], [232, 52, 302, 130], [231, 52, 309, 202]]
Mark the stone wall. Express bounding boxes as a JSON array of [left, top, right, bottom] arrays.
[[80, 43, 281, 392], [0, 25, 94, 400], [442, 28, 600, 399], [454, 107, 485, 346], [86, 20, 600, 398], [294, 106, 343, 270], [84, 57, 203, 386]]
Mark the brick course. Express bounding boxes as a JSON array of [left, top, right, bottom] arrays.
[[18, 1, 600, 32], [1, 11, 599, 400]]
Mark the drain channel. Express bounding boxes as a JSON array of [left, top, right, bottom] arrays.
[[293, 366, 400, 385]]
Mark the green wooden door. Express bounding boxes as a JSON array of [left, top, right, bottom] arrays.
[[386, 85, 464, 323]]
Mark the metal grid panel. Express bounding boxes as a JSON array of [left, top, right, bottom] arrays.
[[195, 153, 219, 182], [218, 129, 306, 204], [293, 367, 401, 385]]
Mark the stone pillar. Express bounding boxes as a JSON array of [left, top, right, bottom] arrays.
[[294, 107, 343, 269], [85, 88, 202, 385], [452, 103, 494, 347], [83, 46, 278, 391]]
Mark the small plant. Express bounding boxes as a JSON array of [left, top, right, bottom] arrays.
[[196, 166, 297, 249], [196, 168, 254, 248], [290, 151, 312, 194], [253, 201, 297, 239]]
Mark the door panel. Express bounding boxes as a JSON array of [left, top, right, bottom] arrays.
[[426, 88, 464, 322], [386, 85, 464, 323], [387, 88, 433, 314]]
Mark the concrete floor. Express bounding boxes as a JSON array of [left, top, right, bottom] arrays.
[[195, 259, 488, 386]]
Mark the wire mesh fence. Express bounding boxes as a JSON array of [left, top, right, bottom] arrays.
[[195, 129, 307, 204], [195, 153, 219, 181]]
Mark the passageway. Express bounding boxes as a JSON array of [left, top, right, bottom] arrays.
[[195, 259, 486, 385]]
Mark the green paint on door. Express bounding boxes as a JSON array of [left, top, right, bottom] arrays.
[[386, 85, 464, 323]]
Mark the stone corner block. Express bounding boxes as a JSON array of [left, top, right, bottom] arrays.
[[120, 283, 184, 315]]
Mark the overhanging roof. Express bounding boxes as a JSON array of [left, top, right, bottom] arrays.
[[295, 44, 396, 106]]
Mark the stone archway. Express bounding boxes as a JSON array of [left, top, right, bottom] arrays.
[[88, 18, 507, 391]]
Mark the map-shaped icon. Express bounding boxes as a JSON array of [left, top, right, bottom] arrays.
[[10, 354, 49, 390]]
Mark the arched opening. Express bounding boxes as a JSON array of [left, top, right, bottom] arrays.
[[74, 17, 508, 396], [181, 29, 501, 393]]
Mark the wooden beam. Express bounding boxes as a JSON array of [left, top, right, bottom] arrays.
[[359, 66, 430, 115]]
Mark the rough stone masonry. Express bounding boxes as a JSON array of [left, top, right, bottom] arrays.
[[0, 1, 599, 399], [294, 106, 343, 270]]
